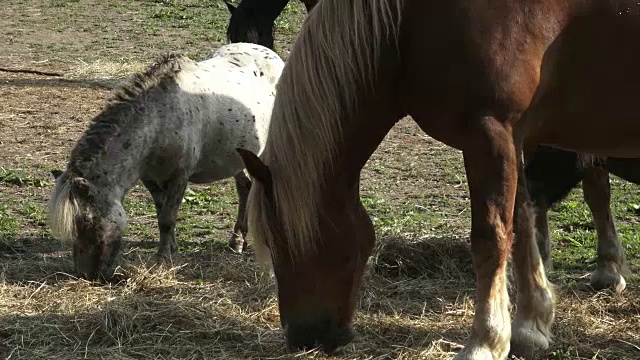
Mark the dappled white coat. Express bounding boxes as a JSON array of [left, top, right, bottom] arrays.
[[170, 43, 284, 183]]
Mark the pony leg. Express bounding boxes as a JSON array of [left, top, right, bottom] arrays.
[[142, 178, 167, 243], [229, 171, 252, 253], [582, 167, 628, 294], [454, 118, 514, 360], [510, 157, 555, 358], [143, 178, 187, 257]]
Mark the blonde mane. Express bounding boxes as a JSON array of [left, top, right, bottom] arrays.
[[249, 0, 403, 262], [48, 176, 79, 244]]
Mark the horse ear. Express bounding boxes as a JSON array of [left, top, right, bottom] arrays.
[[223, 0, 236, 14], [237, 148, 271, 187], [71, 177, 96, 198], [50, 169, 63, 181]]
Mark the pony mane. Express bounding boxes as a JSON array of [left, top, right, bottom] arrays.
[[67, 53, 192, 177], [111, 53, 189, 104], [48, 53, 192, 243], [249, 0, 403, 261]]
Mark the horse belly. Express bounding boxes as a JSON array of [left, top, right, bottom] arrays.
[[189, 116, 267, 183], [189, 158, 246, 183]]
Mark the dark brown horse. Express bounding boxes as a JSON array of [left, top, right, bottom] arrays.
[[527, 146, 635, 295], [223, 0, 319, 49], [238, 0, 640, 358]]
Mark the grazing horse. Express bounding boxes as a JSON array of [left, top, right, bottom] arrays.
[[48, 43, 284, 281], [238, 0, 640, 358], [527, 146, 635, 294], [223, 0, 319, 49]]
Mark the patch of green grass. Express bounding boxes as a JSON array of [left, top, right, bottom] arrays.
[[120, 181, 238, 248], [179, 182, 238, 243], [0, 204, 20, 241], [142, 0, 230, 40], [0, 168, 51, 188], [361, 193, 447, 239], [182, 182, 236, 214], [548, 347, 577, 360], [20, 201, 47, 226], [151, 7, 196, 23], [50, 0, 80, 7], [548, 175, 640, 274]]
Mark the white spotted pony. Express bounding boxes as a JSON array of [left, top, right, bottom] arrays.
[[48, 43, 283, 280]]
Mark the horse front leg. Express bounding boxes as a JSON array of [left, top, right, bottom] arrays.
[[144, 177, 188, 258], [142, 179, 168, 250], [510, 154, 555, 358], [229, 171, 252, 253], [582, 167, 628, 294], [454, 117, 515, 360]]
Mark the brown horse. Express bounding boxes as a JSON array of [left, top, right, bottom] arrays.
[[238, 0, 640, 358]]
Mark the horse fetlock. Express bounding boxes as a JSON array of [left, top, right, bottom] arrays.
[[591, 262, 626, 294], [228, 232, 247, 253]]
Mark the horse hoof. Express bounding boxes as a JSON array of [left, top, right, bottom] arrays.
[[228, 233, 246, 253], [156, 251, 172, 261], [591, 271, 626, 294], [452, 345, 501, 360], [509, 342, 537, 359], [228, 242, 245, 253], [510, 321, 550, 359]]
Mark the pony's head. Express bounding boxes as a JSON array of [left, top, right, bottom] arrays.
[[48, 171, 126, 281], [223, 0, 275, 49], [239, 149, 372, 353]]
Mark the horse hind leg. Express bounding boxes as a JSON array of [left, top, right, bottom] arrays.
[[510, 155, 555, 359], [229, 171, 251, 253], [534, 202, 553, 271], [525, 146, 585, 272], [582, 167, 628, 294]]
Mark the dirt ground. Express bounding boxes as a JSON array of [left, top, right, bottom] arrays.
[[1, 1, 639, 359]]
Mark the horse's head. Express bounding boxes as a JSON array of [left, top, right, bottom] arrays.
[[224, 0, 275, 49], [49, 171, 126, 281], [239, 149, 372, 353]]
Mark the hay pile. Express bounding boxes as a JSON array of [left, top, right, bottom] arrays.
[[1, 236, 637, 359]]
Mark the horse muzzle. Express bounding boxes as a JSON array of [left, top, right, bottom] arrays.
[[284, 315, 354, 354]]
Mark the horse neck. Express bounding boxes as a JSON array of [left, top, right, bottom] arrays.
[[70, 105, 154, 199]]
